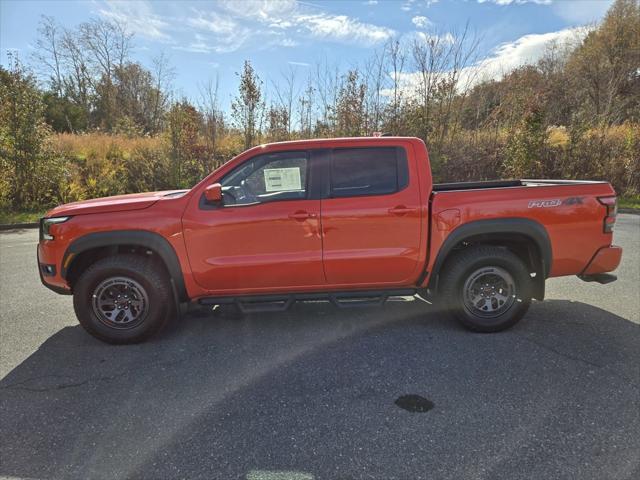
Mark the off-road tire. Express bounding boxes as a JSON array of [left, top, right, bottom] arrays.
[[440, 246, 532, 332], [73, 254, 173, 344]]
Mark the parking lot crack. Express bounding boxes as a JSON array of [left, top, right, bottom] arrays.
[[1, 345, 219, 393], [0, 372, 128, 392], [518, 335, 604, 369]]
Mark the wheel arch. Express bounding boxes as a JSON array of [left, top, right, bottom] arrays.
[[428, 218, 551, 300], [62, 230, 188, 302]]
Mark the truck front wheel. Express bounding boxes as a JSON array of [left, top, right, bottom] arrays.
[[440, 246, 532, 332], [73, 254, 173, 344]]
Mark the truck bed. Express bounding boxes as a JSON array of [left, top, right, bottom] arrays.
[[433, 179, 609, 192], [428, 178, 618, 279]]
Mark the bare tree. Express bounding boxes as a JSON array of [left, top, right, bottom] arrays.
[[411, 23, 480, 150], [436, 23, 481, 146], [79, 18, 132, 80], [313, 59, 341, 134], [198, 75, 225, 169], [385, 38, 406, 134], [362, 46, 387, 134], [78, 18, 132, 129], [412, 30, 453, 142], [33, 16, 64, 95], [297, 76, 315, 138], [271, 66, 300, 138], [150, 52, 174, 132], [59, 27, 93, 124]]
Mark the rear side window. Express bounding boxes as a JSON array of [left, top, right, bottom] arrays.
[[330, 147, 408, 198]]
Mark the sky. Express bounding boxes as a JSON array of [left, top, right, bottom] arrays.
[[0, 0, 615, 110]]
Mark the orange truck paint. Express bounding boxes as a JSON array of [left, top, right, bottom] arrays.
[[37, 137, 622, 302]]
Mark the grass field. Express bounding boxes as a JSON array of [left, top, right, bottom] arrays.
[[619, 195, 640, 210], [0, 210, 46, 225]]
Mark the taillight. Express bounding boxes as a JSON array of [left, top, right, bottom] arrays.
[[598, 196, 617, 233]]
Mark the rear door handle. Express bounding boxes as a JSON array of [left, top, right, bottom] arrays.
[[289, 211, 317, 221], [388, 206, 418, 215]]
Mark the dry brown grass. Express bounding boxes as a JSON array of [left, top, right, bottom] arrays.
[[51, 133, 164, 159]]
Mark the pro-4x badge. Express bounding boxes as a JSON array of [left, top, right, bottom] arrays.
[[528, 197, 584, 208], [528, 199, 561, 208], [563, 196, 584, 205]]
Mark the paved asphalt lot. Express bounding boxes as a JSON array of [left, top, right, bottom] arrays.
[[1, 215, 638, 480]]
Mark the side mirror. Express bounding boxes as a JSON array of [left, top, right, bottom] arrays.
[[204, 183, 223, 203]]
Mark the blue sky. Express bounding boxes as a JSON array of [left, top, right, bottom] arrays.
[[1, 0, 614, 109]]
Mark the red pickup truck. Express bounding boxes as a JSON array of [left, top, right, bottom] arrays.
[[38, 137, 622, 343]]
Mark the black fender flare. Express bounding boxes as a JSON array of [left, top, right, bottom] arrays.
[[427, 217, 552, 296], [61, 230, 188, 302]]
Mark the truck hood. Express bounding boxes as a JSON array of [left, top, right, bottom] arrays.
[[45, 190, 188, 217]]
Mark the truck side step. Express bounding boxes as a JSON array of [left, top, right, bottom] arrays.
[[198, 289, 417, 313], [328, 291, 388, 308]]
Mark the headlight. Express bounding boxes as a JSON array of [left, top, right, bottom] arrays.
[[41, 217, 70, 241]]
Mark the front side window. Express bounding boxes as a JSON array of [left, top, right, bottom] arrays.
[[330, 147, 408, 198], [220, 151, 308, 206]]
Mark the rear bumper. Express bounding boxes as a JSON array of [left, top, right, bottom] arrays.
[[581, 245, 622, 276]]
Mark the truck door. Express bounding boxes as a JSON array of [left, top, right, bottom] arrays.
[[182, 150, 325, 293], [321, 146, 423, 286]]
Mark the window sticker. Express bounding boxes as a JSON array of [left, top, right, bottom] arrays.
[[263, 167, 302, 192]]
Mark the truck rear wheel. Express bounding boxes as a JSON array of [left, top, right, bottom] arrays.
[[440, 246, 532, 332], [73, 254, 173, 344]]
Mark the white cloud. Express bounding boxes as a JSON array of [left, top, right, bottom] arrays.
[[182, 11, 252, 53], [296, 13, 394, 45], [474, 27, 587, 81], [98, 0, 171, 41], [385, 27, 588, 99], [185, 5, 298, 53], [412, 16, 432, 29], [288, 61, 311, 67], [266, 33, 299, 48], [212, 0, 395, 47], [218, 0, 299, 22], [178, 0, 395, 51], [401, 0, 416, 12], [102, 0, 396, 54], [187, 11, 238, 35], [174, 28, 251, 54]]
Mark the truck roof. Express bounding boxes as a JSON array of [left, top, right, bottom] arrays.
[[250, 136, 424, 152]]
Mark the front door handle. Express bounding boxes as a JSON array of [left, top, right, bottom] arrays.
[[388, 206, 418, 215], [289, 211, 317, 221]]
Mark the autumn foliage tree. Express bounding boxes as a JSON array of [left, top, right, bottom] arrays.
[[231, 61, 265, 149], [166, 101, 203, 188], [0, 57, 63, 210], [335, 70, 367, 137], [566, 0, 639, 125]]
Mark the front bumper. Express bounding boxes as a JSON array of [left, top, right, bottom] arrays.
[[37, 244, 72, 295]]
